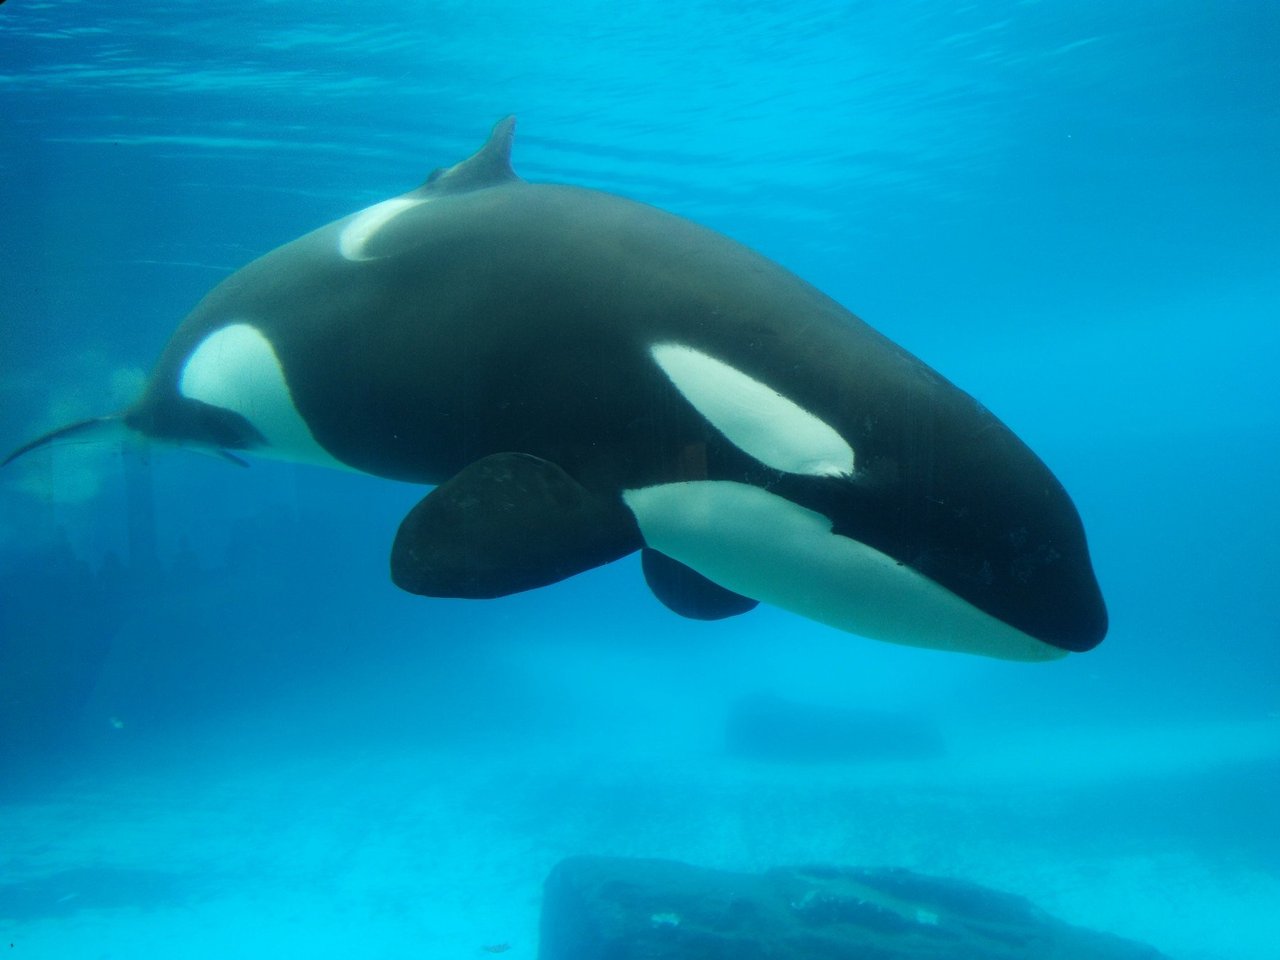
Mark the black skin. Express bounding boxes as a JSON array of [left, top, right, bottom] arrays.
[[107, 120, 1105, 652]]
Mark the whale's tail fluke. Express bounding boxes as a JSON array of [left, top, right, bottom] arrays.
[[2, 416, 128, 468], [3, 415, 251, 469]]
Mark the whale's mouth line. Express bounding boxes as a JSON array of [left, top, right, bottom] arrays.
[[622, 479, 1066, 662]]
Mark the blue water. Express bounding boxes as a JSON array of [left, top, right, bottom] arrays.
[[1, 1, 1277, 957]]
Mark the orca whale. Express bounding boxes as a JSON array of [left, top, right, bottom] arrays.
[[4, 117, 1107, 661]]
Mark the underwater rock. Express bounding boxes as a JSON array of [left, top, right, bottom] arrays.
[[725, 693, 945, 763], [539, 857, 1170, 960]]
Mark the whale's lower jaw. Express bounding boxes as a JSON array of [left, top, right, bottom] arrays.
[[623, 480, 1066, 662]]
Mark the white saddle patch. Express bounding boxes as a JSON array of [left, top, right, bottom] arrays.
[[338, 196, 428, 262], [179, 322, 347, 470], [650, 342, 854, 477], [622, 480, 1062, 662]]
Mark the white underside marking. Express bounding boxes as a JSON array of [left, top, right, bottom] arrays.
[[338, 196, 428, 261], [179, 323, 347, 470], [623, 480, 1063, 662], [651, 342, 854, 477]]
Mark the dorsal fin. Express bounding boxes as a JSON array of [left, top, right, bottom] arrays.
[[415, 116, 519, 197]]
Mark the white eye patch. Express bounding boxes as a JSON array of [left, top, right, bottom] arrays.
[[338, 197, 428, 261], [179, 322, 346, 470], [650, 342, 854, 477]]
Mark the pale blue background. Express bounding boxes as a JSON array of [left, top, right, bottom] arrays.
[[1, 2, 1277, 957]]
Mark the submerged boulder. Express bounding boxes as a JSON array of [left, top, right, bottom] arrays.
[[539, 857, 1169, 960]]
